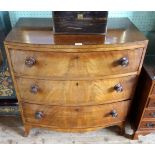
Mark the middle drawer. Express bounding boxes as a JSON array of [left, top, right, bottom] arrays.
[[16, 75, 137, 106]]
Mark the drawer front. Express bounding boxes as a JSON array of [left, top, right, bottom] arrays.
[[143, 109, 155, 118], [147, 99, 155, 108], [140, 121, 155, 130], [10, 48, 143, 78], [151, 85, 155, 95], [23, 100, 130, 129], [16, 75, 137, 105]]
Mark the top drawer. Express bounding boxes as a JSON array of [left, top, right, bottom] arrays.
[[9, 48, 143, 79]]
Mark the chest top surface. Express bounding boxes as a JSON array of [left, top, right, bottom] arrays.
[[5, 18, 147, 46]]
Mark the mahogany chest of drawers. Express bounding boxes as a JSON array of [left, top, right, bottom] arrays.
[[4, 18, 148, 136], [132, 56, 155, 139]]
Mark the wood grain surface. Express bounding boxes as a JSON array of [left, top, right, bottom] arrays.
[[9, 48, 143, 79], [147, 99, 155, 108], [16, 75, 137, 106], [23, 100, 130, 130], [4, 18, 148, 136]]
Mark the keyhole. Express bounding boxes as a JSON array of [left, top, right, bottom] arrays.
[[76, 82, 79, 86], [76, 56, 79, 59], [72, 55, 79, 60], [75, 108, 80, 112]]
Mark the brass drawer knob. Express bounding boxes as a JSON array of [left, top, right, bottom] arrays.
[[35, 111, 44, 119], [30, 84, 39, 94], [146, 122, 155, 128], [114, 83, 123, 92], [25, 57, 36, 67], [110, 110, 118, 118], [119, 57, 129, 67]]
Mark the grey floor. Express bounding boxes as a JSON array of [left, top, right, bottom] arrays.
[[0, 116, 155, 144]]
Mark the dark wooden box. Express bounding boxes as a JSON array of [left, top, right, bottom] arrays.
[[53, 11, 108, 34]]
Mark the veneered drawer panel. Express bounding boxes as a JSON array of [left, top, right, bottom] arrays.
[[140, 121, 155, 129], [16, 75, 137, 106], [151, 85, 155, 95], [10, 48, 143, 78], [147, 99, 155, 108], [23, 100, 130, 129], [143, 109, 155, 118]]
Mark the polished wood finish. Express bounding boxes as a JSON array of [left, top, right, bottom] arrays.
[[9, 48, 143, 79], [23, 100, 130, 130], [5, 18, 147, 45], [132, 56, 155, 139], [150, 85, 155, 95], [16, 75, 137, 105], [4, 18, 148, 136], [147, 99, 155, 108], [139, 121, 155, 129], [143, 109, 155, 118]]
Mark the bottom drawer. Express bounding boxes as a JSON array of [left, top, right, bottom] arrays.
[[140, 121, 155, 129], [23, 100, 130, 130]]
